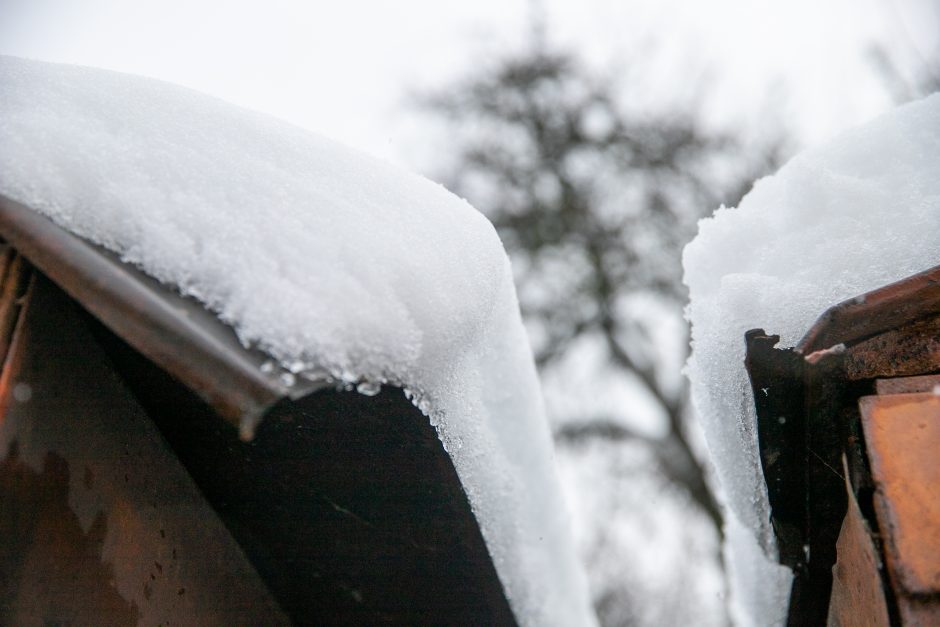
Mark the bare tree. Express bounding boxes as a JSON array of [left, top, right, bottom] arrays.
[[866, 0, 940, 104], [423, 38, 784, 625], [868, 45, 940, 104]]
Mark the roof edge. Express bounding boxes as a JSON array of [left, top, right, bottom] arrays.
[[0, 193, 324, 435], [797, 264, 940, 354]]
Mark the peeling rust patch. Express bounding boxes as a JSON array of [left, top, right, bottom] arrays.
[[0, 447, 140, 625], [845, 315, 940, 381], [0, 273, 290, 625]]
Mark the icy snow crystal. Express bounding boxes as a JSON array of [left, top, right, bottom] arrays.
[[683, 93, 940, 625], [0, 55, 596, 627]]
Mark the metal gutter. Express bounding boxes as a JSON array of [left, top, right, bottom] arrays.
[[0, 193, 325, 436]]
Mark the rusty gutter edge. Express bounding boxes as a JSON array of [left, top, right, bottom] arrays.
[[0, 194, 324, 435], [797, 265, 940, 354]]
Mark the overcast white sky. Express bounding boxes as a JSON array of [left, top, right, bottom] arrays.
[[1, 0, 937, 171]]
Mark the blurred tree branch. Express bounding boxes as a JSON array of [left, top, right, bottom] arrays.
[[422, 38, 783, 625], [868, 44, 940, 103]]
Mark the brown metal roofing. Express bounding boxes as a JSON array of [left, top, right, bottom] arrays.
[[0, 193, 324, 436], [861, 393, 940, 596], [797, 264, 940, 355], [1, 271, 518, 625], [746, 263, 940, 626]]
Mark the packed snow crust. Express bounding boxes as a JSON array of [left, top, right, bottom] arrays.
[[683, 94, 940, 626], [0, 55, 595, 627]]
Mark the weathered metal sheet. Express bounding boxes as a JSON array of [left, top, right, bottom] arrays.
[[745, 330, 850, 626], [0, 274, 290, 625], [748, 264, 940, 626], [798, 354, 853, 627], [744, 329, 806, 569], [844, 314, 940, 381], [0, 193, 323, 434], [99, 317, 519, 625], [826, 458, 890, 627], [860, 393, 940, 625]]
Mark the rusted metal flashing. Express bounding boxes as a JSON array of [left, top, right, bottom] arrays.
[[797, 265, 940, 354], [0, 194, 324, 433], [745, 265, 940, 626], [844, 315, 940, 381]]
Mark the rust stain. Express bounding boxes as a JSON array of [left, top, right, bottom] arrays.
[[0, 272, 291, 625], [845, 314, 940, 381], [860, 394, 940, 596], [0, 445, 140, 625], [0, 250, 29, 367]]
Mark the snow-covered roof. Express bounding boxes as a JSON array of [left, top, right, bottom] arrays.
[[0, 55, 596, 627], [683, 93, 940, 626]]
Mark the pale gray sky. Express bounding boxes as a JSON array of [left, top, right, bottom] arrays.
[[1, 0, 936, 168]]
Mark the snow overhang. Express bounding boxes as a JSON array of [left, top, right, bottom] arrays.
[[0, 192, 323, 433], [0, 55, 596, 626], [0, 252, 518, 624]]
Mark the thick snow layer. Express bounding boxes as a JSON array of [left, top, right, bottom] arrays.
[[683, 93, 940, 625], [0, 55, 596, 627]]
